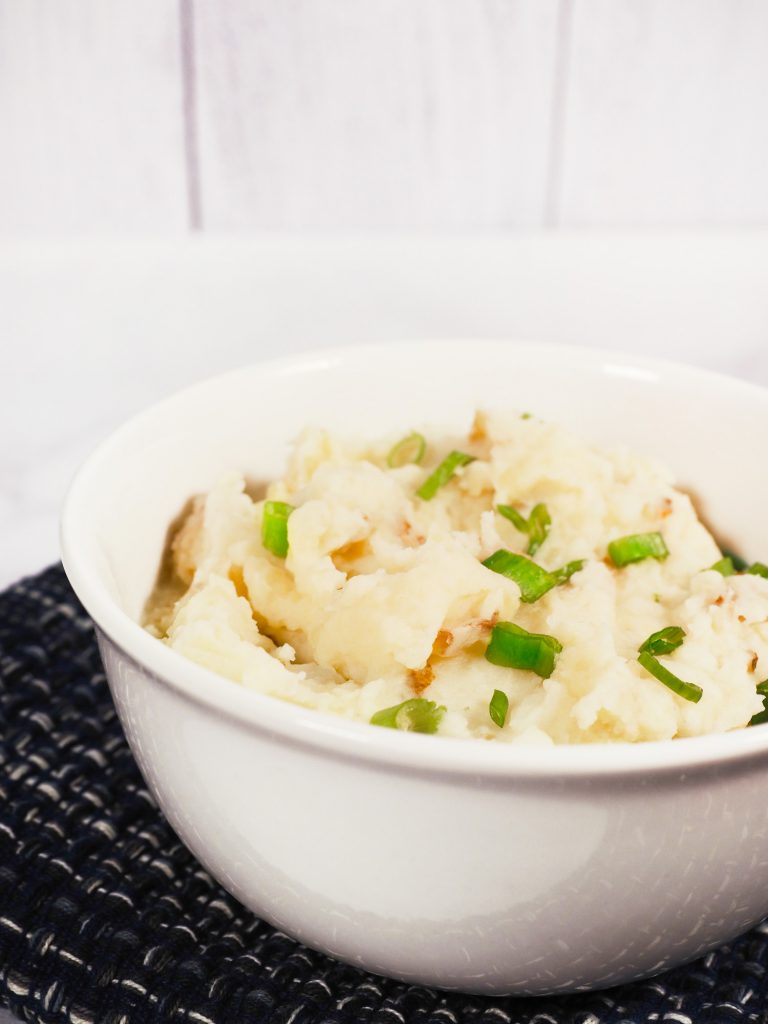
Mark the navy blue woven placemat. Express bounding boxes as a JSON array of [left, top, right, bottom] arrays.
[[2, 565, 768, 1024]]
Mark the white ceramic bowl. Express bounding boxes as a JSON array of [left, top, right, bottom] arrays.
[[61, 340, 768, 996]]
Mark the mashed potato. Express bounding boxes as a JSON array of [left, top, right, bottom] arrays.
[[145, 412, 768, 744]]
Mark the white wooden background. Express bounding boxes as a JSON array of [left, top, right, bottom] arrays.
[[0, 0, 766, 232]]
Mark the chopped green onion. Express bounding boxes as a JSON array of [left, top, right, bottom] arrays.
[[262, 500, 294, 558], [482, 550, 556, 603], [711, 556, 735, 576], [497, 502, 551, 556], [489, 689, 509, 728], [497, 504, 527, 531], [482, 549, 583, 602], [638, 626, 686, 657], [521, 412, 532, 420], [710, 556, 768, 579], [550, 559, 585, 585], [387, 431, 426, 469], [416, 450, 475, 501], [527, 504, 552, 556], [485, 621, 562, 679], [749, 680, 768, 726], [637, 651, 702, 703], [723, 548, 749, 572], [711, 557, 768, 578], [370, 698, 445, 734], [608, 532, 669, 567]]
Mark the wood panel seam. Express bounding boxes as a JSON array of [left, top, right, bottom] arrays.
[[544, 0, 574, 229], [179, 0, 202, 231]]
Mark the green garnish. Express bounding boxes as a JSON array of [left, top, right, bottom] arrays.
[[711, 557, 735, 576], [521, 412, 532, 420], [637, 651, 702, 704], [709, 557, 768, 578], [526, 505, 552, 556], [485, 621, 562, 679], [550, 559, 585, 585], [751, 680, 768, 726], [370, 698, 445, 734], [489, 689, 509, 728], [261, 500, 294, 558], [608, 532, 669, 567], [497, 505, 527, 531], [497, 502, 551, 556], [416, 451, 475, 501], [482, 550, 583, 602], [387, 432, 426, 469], [636, 627, 700, 702], [723, 548, 749, 572], [482, 550, 556, 603], [638, 626, 686, 657]]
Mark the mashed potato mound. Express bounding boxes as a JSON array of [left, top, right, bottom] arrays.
[[145, 412, 768, 744]]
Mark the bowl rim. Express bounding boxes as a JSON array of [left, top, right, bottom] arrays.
[[60, 339, 768, 780]]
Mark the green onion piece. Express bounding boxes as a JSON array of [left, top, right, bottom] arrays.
[[723, 548, 749, 572], [749, 680, 768, 726], [711, 556, 735, 576], [747, 562, 768, 579], [489, 689, 509, 728], [416, 450, 475, 501], [638, 626, 686, 657], [608, 532, 669, 567], [527, 504, 551, 556], [485, 621, 562, 679], [550, 559, 585, 585], [482, 550, 556, 603], [497, 504, 528, 531], [637, 651, 702, 704], [497, 502, 551, 556], [387, 431, 426, 469], [262, 500, 294, 558], [521, 412, 532, 420], [370, 698, 445, 734]]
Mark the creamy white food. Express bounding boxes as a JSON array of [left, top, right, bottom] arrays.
[[145, 412, 768, 744]]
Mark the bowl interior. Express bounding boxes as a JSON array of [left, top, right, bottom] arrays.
[[63, 341, 767, 624]]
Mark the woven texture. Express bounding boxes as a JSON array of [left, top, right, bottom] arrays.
[[2, 566, 768, 1024]]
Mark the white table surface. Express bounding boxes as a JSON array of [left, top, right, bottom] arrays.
[[2, 231, 768, 1020], [3, 233, 768, 593]]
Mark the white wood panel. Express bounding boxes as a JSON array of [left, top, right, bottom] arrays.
[[193, 0, 561, 230], [557, 0, 768, 226], [0, 1, 188, 233]]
